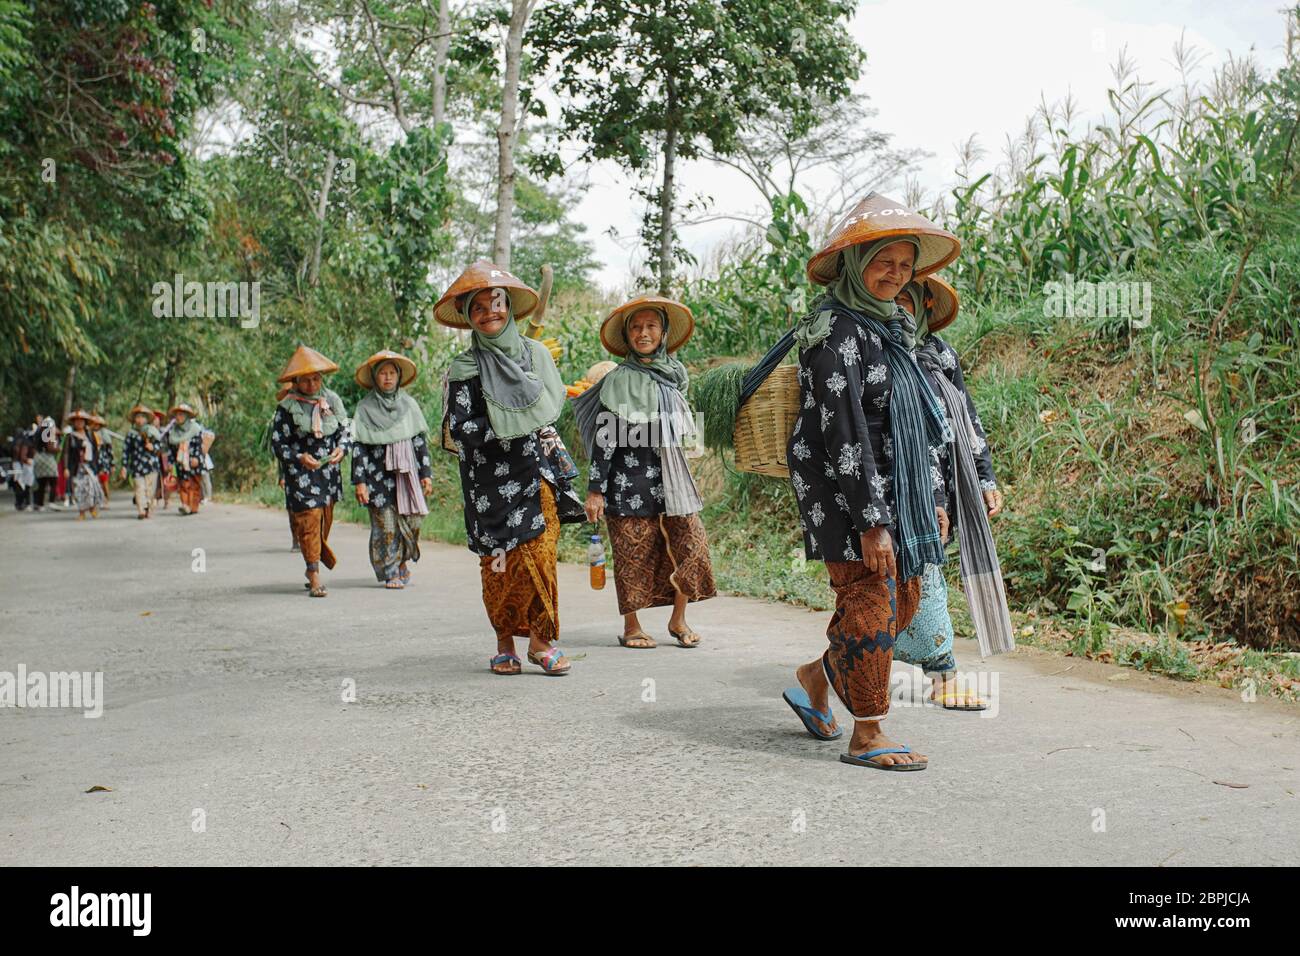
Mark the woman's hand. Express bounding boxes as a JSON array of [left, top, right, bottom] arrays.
[[327, 447, 345, 466], [355, 483, 369, 506], [420, 477, 433, 497], [936, 506, 950, 544], [299, 452, 320, 470], [983, 487, 1004, 517], [860, 526, 896, 579], [584, 491, 605, 523]]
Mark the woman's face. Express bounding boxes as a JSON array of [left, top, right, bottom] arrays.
[[375, 361, 400, 392], [862, 241, 916, 300], [134, 414, 149, 428], [894, 292, 916, 316], [296, 373, 322, 396], [174, 412, 188, 425], [627, 309, 665, 357], [469, 288, 509, 336]]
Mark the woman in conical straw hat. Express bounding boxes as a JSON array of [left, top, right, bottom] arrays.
[[436, 260, 586, 676], [167, 403, 207, 515], [120, 404, 161, 519], [88, 412, 113, 507], [890, 274, 1011, 712], [352, 349, 433, 589], [270, 345, 351, 597], [64, 409, 105, 519], [779, 192, 959, 771], [571, 294, 716, 649]]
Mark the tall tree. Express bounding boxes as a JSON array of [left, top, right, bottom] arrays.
[[531, 0, 863, 293]]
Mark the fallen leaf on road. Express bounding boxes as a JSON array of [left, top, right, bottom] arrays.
[[1212, 780, 1249, 789], [84, 785, 112, 793], [140, 611, 152, 617]]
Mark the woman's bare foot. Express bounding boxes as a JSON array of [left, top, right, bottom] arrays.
[[620, 612, 656, 648], [848, 720, 926, 767], [931, 675, 987, 710], [795, 659, 838, 738], [307, 569, 327, 597]]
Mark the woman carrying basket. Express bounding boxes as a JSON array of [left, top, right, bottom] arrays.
[[572, 295, 716, 649], [779, 193, 959, 771]]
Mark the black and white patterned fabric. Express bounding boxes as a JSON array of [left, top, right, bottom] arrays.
[[787, 310, 943, 564], [587, 423, 667, 517], [269, 407, 350, 512], [922, 334, 997, 494], [171, 433, 206, 481], [122, 431, 158, 477], [447, 376, 584, 557], [350, 433, 433, 507]]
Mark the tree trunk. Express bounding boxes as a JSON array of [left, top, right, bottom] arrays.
[[432, 0, 450, 129], [308, 149, 337, 287], [62, 364, 76, 420], [492, 0, 531, 269], [658, 78, 678, 296]]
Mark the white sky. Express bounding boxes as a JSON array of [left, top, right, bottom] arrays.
[[570, 0, 1292, 293]]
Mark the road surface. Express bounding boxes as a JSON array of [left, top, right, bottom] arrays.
[[1, 496, 1296, 865]]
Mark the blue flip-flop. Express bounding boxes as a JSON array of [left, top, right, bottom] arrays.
[[782, 686, 843, 740], [839, 746, 927, 771], [489, 653, 521, 675]]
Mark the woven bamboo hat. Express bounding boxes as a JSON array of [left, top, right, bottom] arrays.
[[355, 349, 418, 389], [433, 260, 539, 330], [67, 408, 91, 424], [88, 412, 105, 426], [600, 295, 695, 357], [276, 345, 339, 383], [807, 192, 960, 286], [169, 403, 197, 418], [915, 274, 960, 334], [127, 403, 153, 420]]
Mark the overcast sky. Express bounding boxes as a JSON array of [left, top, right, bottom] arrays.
[[569, 0, 1292, 292]]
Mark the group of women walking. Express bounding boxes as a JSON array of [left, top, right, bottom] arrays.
[[258, 192, 1012, 774]]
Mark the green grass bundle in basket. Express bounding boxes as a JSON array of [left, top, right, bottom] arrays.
[[693, 360, 800, 479]]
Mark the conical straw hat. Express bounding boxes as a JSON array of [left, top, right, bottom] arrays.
[[169, 403, 198, 418], [127, 403, 153, 420], [433, 260, 539, 330], [277, 345, 340, 383], [355, 349, 418, 389], [807, 192, 960, 286], [920, 273, 959, 334], [600, 294, 695, 357]]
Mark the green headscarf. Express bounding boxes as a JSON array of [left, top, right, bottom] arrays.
[[277, 386, 348, 438], [353, 363, 430, 446], [446, 289, 566, 440], [169, 416, 203, 446], [898, 280, 930, 345], [793, 235, 921, 350], [133, 418, 161, 441], [598, 307, 690, 424]]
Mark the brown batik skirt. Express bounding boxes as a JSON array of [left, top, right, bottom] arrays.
[[290, 502, 336, 571], [821, 562, 922, 721], [606, 512, 716, 616], [479, 482, 561, 642]]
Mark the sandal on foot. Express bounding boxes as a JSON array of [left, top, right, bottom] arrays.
[[934, 691, 989, 712], [782, 686, 843, 741], [618, 631, 657, 649], [839, 746, 927, 772], [527, 646, 571, 676], [399, 567, 411, 586], [309, 586, 328, 598], [668, 625, 701, 648], [489, 653, 522, 675], [384, 578, 405, 590]]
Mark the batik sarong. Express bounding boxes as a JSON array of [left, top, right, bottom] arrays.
[[479, 482, 560, 641], [291, 503, 336, 571], [892, 563, 957, 676], [606, 512, 716, 615], [367, 505, 422, 582]]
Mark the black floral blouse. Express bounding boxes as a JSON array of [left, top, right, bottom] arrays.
[[787, 310, 943, 564], [587, 422, 669, 517], [921, 334, 998, 496], [96, 437, 114, 474], [63, 434, 98, 474], [122, 431, 159, 477], [269, 407, 350, 512], [447, 375, 584, 557], [351, 434, 433, 508], [170, 431, 206, 481]]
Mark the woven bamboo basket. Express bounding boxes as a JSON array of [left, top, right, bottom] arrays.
[[733, 364, 800, 478]]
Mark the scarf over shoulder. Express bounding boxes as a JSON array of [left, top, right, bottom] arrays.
[[278, 387, 349, 438], [353, 382, 429, 446]]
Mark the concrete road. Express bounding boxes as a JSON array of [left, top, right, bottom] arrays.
[[1, 497, 1296, 866]]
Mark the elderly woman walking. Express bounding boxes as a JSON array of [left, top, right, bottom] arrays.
[[64, 409, 106, 519], [120, 404, 162, 519], [168, 404, 207, 515], [352, 350, 433, 589], [777, 193, 960, 771], [892, 274, 1013, 710], [270, 346, 351, 597], [572, 295, 716, 648], [437, 260, 585, 676]]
